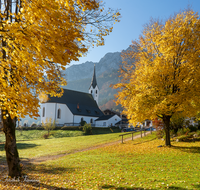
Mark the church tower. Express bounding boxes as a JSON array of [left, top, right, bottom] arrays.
[[89, 64, 99, 104]]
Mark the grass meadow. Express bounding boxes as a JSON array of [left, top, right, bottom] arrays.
[[0, 131, 200, 189]]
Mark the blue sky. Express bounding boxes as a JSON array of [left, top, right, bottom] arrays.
[[70, 0, 200, 66]]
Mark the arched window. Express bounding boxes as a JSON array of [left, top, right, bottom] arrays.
[[91, 90, 93, 93], [42, 107, 45, 117], [57, 109, 61, 119], [96, 90, 97, 94], [90, 118, 93, 123], [81, 117, 84, 122]]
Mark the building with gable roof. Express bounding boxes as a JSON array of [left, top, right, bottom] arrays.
[[41, 65, 121, 127]]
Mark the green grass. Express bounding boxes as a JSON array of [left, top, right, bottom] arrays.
[[0, 127, 121, 142], [25, 133, 199, 190], [1, 132, 200, 189], [0, 131, 137, 159]]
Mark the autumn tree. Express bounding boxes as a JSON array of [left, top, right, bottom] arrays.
[[0, 0, 120, 177], [114, 10, 200, 146]]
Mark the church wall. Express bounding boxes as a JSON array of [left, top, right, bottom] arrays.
[[41, 103, 56, 124], [56, 103, 73, 124], [41, 103, 73, 125]]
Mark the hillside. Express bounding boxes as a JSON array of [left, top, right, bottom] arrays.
[[65, 69, 121, 107], [63, 51, 122, 81], [63, 50, 125, 110]]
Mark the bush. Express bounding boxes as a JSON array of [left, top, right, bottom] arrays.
[[177, 127, 190, 136], [42, 118, 56, 135], [188, 125, 198, 132], [43, 133, 49, 139], [156, 129, 164, 139], [83, 123, 92, 135], [195, 130, 200, 137], [80, 120, 87, 126]]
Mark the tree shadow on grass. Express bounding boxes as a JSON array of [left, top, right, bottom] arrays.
[[0, 179, 73, 190], [17, 143, 39, 150], [101, 185, 193, 190], [131, 137, 157, 145], [1, 160, 77, 190], [0, 142, 39, 151], [23, 161, 77, 175], [171, 145, 200, 154], [23, 161, 78, 189], [194, 184, 200, 189], [168, 186, 190, 189], [101, 184, 156, 190]]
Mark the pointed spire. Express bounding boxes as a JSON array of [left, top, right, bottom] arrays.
[[90, 64, 97, 88]]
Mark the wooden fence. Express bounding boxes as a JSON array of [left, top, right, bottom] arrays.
[[119, 127, 153, 143]]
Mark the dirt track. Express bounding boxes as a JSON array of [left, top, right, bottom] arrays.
[[0, 131, 150, 168]]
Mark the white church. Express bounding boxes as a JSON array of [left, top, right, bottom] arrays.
[[41, 65, 121, 127]]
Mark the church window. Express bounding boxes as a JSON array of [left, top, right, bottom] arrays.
[[96, 90, 97, 94], [57, 109, 61, 119], [103, 122, 106, 126], [91, 90, 93, 93], [42, 107, 45, 117], [81, 117, 84, 122], [90, 118, 93, 123]]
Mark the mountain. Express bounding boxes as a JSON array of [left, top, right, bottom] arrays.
[[63, 51, 123, 110], [63, 51, 122, 81]]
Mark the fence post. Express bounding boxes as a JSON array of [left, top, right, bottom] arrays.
[[141, 130, 142, 138], [144, 130, 146, 136], [122, 135, 123, 143]]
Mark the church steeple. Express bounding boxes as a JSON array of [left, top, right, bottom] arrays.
[[90, 64, 97, 89], [89, 64, 99, 104]]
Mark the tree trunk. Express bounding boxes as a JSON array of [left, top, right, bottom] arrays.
[[162, 115, 171, 146], [2, 111, 21, 178]]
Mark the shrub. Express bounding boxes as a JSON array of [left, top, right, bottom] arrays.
[[188, 125, 198, 132], [83, 123, 92, 135], [156, 129, 164, 139], [43, 133, 49, 139], [42, 118, 56, 135], [195, 130, 200, 137], [80, 120, 87, 126], [177, 127, 190, 136]]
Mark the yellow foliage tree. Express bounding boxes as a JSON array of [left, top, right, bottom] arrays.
[[114, 10, 200, 147], [1, 0, 120, 177]]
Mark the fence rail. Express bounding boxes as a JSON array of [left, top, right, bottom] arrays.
[[119, 127, 153, 143]]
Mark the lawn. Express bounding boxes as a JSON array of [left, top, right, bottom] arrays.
[[0, 132, 200, 189], [0, 127, 121, 142], [0, 130, 137, 159]]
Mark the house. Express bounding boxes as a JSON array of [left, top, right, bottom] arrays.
[[103, 109, 129, 128], [95, 114, 121, 127], [41, 65, 121, 127]]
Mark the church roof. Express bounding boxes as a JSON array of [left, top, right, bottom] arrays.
[[46, 89, 104, 117], [95, 115, 115, 121], [89, 65, 98, 89]]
